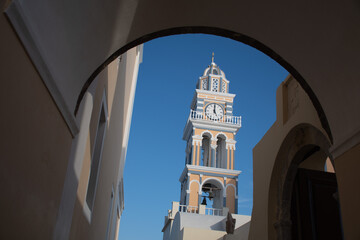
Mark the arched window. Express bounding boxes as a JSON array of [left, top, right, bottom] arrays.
[[202, 78, 208, 90], [201, 134, 211, 167], [216, 135, 227, 168]]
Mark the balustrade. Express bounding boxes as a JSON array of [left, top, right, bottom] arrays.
[[205, 207, 223, 216], [189, 110, 241, 126], [179, 205, 198, 213]]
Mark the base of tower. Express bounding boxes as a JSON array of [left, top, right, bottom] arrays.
[[162, 210, 251, 240]]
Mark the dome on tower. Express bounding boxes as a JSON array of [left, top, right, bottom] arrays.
[[202, 62, 226, 78], [198, 53, 229, 93]]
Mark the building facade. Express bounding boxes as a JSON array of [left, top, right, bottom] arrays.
[[162, 57, 251, 240]]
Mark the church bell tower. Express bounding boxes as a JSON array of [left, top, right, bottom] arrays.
[[180, 54, 241, 214]]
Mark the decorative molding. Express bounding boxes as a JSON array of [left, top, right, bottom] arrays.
[[189, 180, 200, 192], [187, 164, 241, 176], [225, 184, 236, 191], [192, 139, 202, 146], [192, 121, 241, 133], [5, 1, 79, 137], [215, 132, 228, 140], [196, 89, 235, 98], [201, 130, 214, 138], [192, 135, 203, 140], [200, 177, 225, 191], [226, 139, 236, 144], [226, 143, 236, 150], [179, 164, 241, 183]]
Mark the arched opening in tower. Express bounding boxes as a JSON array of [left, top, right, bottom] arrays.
[[201, 182, 223, 212], [216, 135, 227, 168], [201, 134, 211, 167]]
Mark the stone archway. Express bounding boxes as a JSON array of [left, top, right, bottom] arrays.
[[267, 123, 333, 239], [74, 27, 332, 144]]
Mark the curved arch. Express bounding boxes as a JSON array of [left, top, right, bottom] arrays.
[[200, 177, 225, 191], [74, 26, 332, 144], [200, 130, 213, 139], [215, 132, 228, 140], [189, 180, 200, 190], [201, 177, 225, 209], [267, 123, 332, 239], [225, 183, 237, 198], [225, 183, 236, 191]]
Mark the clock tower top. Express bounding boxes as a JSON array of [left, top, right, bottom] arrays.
[[196, 53, 229, 94]]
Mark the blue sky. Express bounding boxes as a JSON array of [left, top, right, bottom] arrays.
[[118, 34, 288, 240]]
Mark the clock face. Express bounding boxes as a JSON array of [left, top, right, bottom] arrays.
[[205, 103, 224, 120]]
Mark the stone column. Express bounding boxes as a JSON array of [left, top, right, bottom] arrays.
[[223, 177, 227, 207], [211, 144, 217, 167], [226, 139, 236, 170], [211, 138, 217, 167]]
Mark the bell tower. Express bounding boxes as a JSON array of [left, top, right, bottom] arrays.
[[180, 54, 241, 214]]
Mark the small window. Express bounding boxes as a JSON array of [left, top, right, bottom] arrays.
[[221, 81, 227, 93], [213, 69, 218, 75], [86, 92, 108, 211], [212, 78, 219, 92], [202, 78, 208, 90]]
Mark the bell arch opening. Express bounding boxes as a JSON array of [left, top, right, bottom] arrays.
[[216, 134, 227, 168], [200, 178, 224, 212], [201, 133, 212, 167]]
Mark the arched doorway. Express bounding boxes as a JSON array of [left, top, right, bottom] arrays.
[[268, 124, 342, 239]]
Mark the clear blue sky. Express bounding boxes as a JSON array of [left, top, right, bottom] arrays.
[[118, 34, 288, 240]]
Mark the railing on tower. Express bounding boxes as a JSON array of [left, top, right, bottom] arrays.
[[167, 202, 229, 218], [205, 207, 223, 216], [179, 205, 198, 213], [189, 110, 241, 126]]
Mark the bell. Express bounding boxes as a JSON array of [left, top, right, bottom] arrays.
[[208, 190, 214, 200], [201, 197, 207, 205]]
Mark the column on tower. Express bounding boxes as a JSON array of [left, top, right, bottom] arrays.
[[192, 135, 202, 165], [223, 177, 227, 208], [216, 134, 227, 168], [225, 178, 237, 214], [210, 138, 217, 167], [226, 139, 236, 170]]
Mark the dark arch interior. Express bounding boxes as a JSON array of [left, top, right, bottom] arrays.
[[290, 147, 342, 239], [74, 27, 332, 143]]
